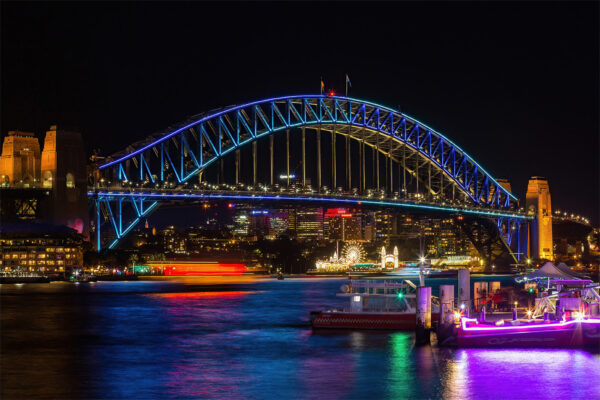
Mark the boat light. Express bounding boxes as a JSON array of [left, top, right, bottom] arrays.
[[460, 303, 465, 310]]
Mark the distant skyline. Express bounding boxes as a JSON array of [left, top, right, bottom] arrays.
[[2, 2, 598, 223]]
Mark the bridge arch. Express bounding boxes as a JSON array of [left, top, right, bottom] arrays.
[[98, 95, 517, 209]]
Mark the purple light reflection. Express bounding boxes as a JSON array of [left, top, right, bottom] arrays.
[[444, 348, 600, 399]]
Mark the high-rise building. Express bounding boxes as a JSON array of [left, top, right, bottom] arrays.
[[324, 208, 362, 241], [249, 210, 270, 238], [269, 210, 291, 237], [526, 177, 553, 260], [296, 207, 323, 240], [233, 213, 250, 237], [0, 131, 41, 187], [362, 212, 376, 241], [374, 210, 394, 239]]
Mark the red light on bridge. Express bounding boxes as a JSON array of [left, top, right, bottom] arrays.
[[228, 203, 235, 208]]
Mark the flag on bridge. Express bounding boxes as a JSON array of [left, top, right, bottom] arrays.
[[345, 74, 352, 97], [320, 77, 325, 95]]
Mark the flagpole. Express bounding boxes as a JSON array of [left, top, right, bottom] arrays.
[[345, 73, 348, 97]]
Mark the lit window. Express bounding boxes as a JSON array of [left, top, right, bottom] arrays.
[[66, 173, 75, 189], [42, 170, 53, 188]]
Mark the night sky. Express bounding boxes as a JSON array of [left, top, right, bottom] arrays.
[[2, 2, 598, 224]]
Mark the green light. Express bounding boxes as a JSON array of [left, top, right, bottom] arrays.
[[528, 287, 534, 294], [397, 292, 404, 299]]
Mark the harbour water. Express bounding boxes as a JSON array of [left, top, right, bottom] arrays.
[[2, 277, 600, 399]]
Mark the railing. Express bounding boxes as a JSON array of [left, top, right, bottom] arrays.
[[88, 185, 531, 219]]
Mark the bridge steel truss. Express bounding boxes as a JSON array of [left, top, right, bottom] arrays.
[[92, 95, 530, 262]]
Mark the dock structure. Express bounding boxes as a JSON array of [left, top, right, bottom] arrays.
[[416, 286, 432, 345], [458, 269, 471, 316]]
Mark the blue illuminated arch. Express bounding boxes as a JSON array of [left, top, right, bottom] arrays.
[[99, 94, 517, 208]]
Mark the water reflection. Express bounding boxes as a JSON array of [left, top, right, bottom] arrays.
[[2, 279, 600, 399], [444, 348, 600, 399]]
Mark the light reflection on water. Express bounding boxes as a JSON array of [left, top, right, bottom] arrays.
[[1, 278, 599, 399]]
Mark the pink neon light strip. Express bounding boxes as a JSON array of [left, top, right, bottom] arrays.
[[460, 317, 600, 332]]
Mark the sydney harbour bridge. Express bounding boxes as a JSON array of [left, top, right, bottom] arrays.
[[89, 94, 532, 269]]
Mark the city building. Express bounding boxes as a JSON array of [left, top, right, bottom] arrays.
[[0, 223, 84, 276], [324, 208, 362, 241], [374, 210, 394, 240], [296, 207, 323, 240], [233, 212, 250, 237], [268, 210, 292, 238]]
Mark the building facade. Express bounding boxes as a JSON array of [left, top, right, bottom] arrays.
[[0, 223, 84, 276], [526, 176, 553, 260]]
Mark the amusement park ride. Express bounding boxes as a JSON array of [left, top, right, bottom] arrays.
[[89, 94, 533, 270]]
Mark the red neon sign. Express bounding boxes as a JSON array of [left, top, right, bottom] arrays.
[[325, 208, 353, 218]]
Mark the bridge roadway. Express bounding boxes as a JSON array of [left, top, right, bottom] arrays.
[[88, 186, 531, 220]]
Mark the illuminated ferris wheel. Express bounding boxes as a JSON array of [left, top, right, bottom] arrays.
[[341, 242, 365, 265]]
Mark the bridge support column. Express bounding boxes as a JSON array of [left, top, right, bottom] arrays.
[[346, 134, 350, 190], [332, 127, 336, 189], [389, 153, 393, 195], [416, 157, 419, 195], [95, 199, 101, 252], [402, 144, 406, 197], [220, 159, 224, 185], [252, 141, 257, 185], [317, 127, 322, 189], [428, 163, 432, 200], [286, 129, 290, 187], [302, 127, 306, 187], [235, 149, 240, 185], [359, 131, 364, 193], [270, 135, 274, 186], [376, 134, 380, 191]]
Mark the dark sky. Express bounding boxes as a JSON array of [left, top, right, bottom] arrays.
[[2, 2, 598, 224]]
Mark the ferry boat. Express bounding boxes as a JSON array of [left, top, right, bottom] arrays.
[[456, 317, 600, 347], [453, 281, 600, 347], [311, 279, 440, 330]]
